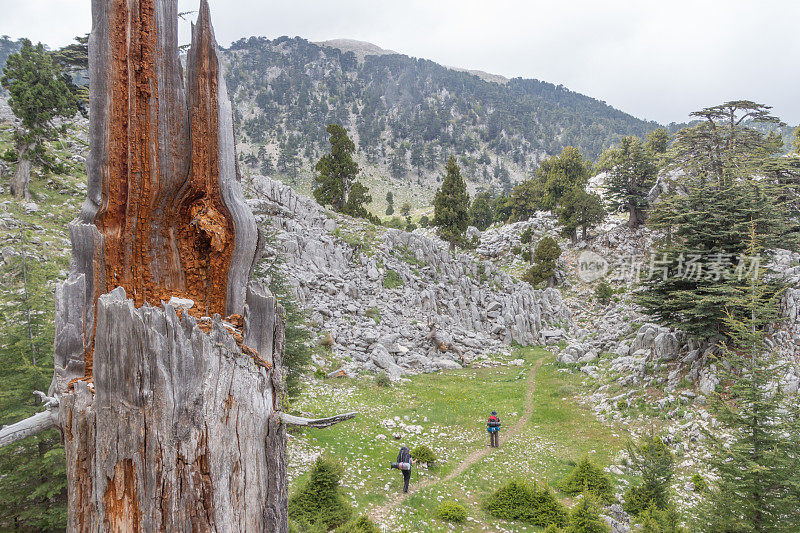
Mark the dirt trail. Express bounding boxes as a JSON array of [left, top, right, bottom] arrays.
[[368, 358, 543, 525]]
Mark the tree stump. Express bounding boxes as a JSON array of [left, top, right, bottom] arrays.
[[46, 0, 288, 529]]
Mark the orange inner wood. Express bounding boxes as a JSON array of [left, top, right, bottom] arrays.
[[85, 0, 235, 376]]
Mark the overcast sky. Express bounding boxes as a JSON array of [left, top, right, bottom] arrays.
[[2, 0, 798, 125]]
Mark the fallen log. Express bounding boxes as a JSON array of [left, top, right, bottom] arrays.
[[0, 392, 59, 448], [279, 411, 357, 429]]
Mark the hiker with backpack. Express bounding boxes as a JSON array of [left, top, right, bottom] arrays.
[[392, 445, 415, 493], [487, 411, 501, 448]]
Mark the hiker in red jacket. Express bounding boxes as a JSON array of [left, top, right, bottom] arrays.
[[487, 411, 501, 447]]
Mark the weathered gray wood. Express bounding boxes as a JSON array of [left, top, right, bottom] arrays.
[[279, 412, 358, 429], [58, 288, 286, 531], [0, 393, 59, 447], [47, 0, 290, 530], [185, 0, 261, 315]]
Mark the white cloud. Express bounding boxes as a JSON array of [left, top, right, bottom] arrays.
[[2, 0, 798, 125]]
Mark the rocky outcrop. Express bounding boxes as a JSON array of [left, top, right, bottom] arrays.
[[475, 214, 558, 259], [248, 175, 574, 378]]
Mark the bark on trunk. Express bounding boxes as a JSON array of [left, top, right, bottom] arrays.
[[10, 143, 31, 200], [59, 285, 287, 531], [627, 204, 643, 229], [46, 0, 289, 530]]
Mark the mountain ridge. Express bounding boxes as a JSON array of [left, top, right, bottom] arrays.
[[317, 38, 510, 85], [222, 35, 661, 213]]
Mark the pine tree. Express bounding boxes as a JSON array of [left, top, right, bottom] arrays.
[[637, 102, 797, 342], [597, 135, 658, 228], [385, 191, 394, 216], [696, 241, 800, 532], [565, 492, 609, 533], [313, 124, 372, 219], [254, 235, 312, 401], [289, 457, 352, 530], [557, 186, 605, 242], [509, 177, 545, 222], [1, 39, 78, 199], [672, 101, 783, 186], [470, 191, 495, 231], [278, 135, 302, 184], [636, 503, 686, 533], [0, 230, 68, 529], [50, 34, 90, 112], [645, 128, 670, 157], [433, 156, 471, 251], [535, 146, 593, 212], [623, 435, 676, 516], [523, 237, 561, 287], [341, 181, 375, 221]]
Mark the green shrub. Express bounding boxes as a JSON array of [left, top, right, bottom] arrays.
[[435, 501, 467, 523], [365, 307, 381, 324], [623, 483, 658, 517], [565, 492, 610, 533], [384, 216, 405, 229], [288, 519, 328, 533], [690, 473, 707, 493], [544, 525, 562, 533], [635, 503, 686, 533], [335, 229, 373, 256], [559, 457, 614, 503], [336, 516, 380, 533], [382, 269, 404, 289], [1, 148, 18, 163], [521, 248, 532, 262], [623, 436, 675, 516], [594, 281, 613, 305], [374, 371, 391, 388], [289, 457, 352, 530], [520, 227, 534, 244], [319, 332, 334, 349], [410, 444, 436, 464], [524, 237, 562, 287], [511, 245, 522, 255], [419, 215, 430, 227], [484, 480, 568, 528]]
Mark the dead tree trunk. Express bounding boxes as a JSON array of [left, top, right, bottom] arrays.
[[0, 1, 354, 528], [59, 286, 288, 531], [10, 142, 31, 200], [48, 0, 287, 529]]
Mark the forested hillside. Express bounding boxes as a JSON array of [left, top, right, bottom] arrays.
[[222, 36, 661, 208], [0, 37, 24, 82]]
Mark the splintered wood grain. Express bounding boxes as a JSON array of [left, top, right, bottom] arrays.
[[54, 0, 286, 530], [87, 0, 237, 376], [103, 459, 141, 533]]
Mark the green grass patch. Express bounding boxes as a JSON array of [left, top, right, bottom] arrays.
[[287, 347, 627, 532], [382, 269, 403, 289]]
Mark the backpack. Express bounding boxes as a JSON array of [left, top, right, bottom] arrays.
[[397, 446, 411, 463]]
